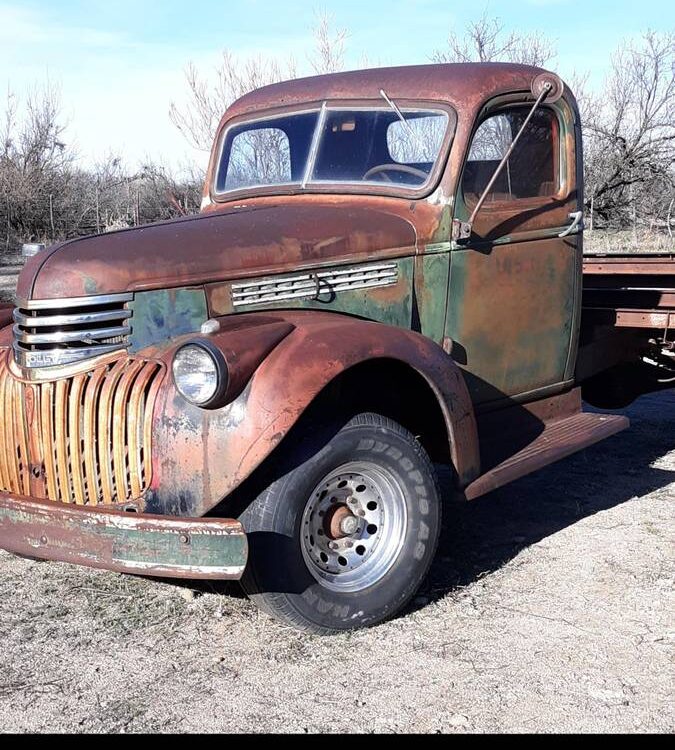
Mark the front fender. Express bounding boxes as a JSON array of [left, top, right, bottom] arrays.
[[147, 311, 479, 517]]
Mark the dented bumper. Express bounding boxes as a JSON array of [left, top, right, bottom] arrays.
[[0, 492, 248, 580]]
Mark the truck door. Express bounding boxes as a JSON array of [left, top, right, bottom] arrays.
[[446, 97, 582, 406]]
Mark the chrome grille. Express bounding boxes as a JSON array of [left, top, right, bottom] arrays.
[[13, 293, 133, 369], [231, 263, 398, 308]]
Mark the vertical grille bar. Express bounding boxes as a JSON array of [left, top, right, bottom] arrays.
[[0, 354, 163, 506], [83, 367, 107, 505], [26, 382, 43, 493], [13, 380, 31, 495], [5, 376, 21, 493], [97, 360, 127, 505], [142, 366, 164, 491], [127, 364, 157, 499], [54, 379, 71, 502], [40, 381, 58, 501], [113, 360, 145, 503], [68, 375, 87, 505], [0, 361, 10, 491]]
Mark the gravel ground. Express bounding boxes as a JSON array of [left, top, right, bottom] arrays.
[[0, 392, 673, 734]]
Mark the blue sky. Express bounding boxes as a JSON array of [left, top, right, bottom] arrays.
[[1, 0, 673, 170]]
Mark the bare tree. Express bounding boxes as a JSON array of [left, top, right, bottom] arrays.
[[0, 83, 77, 256], [170, 12, 351, 153], [169, 54, 298, 152], [432, 11, 557, 67], [308, 11, 349, 75], [584, 31, 675, 228]]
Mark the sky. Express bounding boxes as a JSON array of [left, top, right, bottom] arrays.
[[1, 0, 673, 173]]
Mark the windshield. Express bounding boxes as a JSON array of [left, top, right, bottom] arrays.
[[215, 105, 450, 195]]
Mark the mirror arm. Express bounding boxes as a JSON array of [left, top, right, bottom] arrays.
[[456, 82, 553, 242]]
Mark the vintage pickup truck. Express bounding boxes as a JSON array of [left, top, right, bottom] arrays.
[[1, 63, 674, 633]]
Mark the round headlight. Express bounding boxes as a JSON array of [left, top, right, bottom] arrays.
[[172, 343, 225, 406]]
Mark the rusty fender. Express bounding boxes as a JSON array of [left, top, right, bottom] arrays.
[[147, 310, 480, 518]]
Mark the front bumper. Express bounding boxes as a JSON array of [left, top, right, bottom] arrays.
[[0, 492, 248, 580]]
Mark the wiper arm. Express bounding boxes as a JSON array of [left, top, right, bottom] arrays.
[[380, 89, 421, 148]]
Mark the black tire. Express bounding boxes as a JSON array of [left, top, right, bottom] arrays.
[[239, 412, 441, 634]]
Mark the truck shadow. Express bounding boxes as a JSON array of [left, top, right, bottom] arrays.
[[416, 389, 675, 608]]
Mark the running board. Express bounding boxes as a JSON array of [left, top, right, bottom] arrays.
[[465, 412, 629, 500]]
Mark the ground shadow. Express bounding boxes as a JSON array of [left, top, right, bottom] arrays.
[[414, 389, 675, 608]]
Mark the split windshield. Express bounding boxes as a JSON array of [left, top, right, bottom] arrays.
[[215, 105, 450, 195]]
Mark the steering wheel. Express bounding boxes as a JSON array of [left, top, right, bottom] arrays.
[[363, 163, 430, 183]]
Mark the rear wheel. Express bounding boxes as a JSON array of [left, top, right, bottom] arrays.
[[239, 413, 441, 633]]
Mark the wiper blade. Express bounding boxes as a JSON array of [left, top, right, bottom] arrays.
[[380, 89, 421, 147]]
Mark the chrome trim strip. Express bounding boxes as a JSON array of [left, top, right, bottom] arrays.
[[15, 293, 133, 310], [13, 324, 131, 345], [8, 350, 123, 383], [13, 308, 132, 327], [12, 343, 124, 370], [231, 263, 398, 308]]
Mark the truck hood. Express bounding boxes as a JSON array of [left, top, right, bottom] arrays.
[[18, 202, 418, 301]]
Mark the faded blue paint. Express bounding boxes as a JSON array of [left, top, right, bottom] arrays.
[[129, 288, 208, 352]]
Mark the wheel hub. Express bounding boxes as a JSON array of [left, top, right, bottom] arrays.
[[325, 504, 360, 540], [300, 462, 408, 593]]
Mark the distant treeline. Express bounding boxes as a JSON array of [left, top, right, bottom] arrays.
[[1, 14, 673, 257]]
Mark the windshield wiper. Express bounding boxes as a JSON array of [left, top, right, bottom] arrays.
[[380, 89, 422, 148]]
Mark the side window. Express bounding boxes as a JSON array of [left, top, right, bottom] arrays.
[[462, 107, 558, 205], [224, 127, 292, 191]]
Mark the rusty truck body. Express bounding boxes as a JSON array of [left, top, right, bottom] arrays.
[[1, 63, 673, 632]]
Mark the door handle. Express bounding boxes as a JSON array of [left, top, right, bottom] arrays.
[[559, 211, 584, 238]]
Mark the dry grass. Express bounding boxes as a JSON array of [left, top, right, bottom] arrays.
[[584, 229, 675, 255], [0, 391, 673, 734]]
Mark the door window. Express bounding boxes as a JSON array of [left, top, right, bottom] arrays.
[[462, 107, 558, 205]]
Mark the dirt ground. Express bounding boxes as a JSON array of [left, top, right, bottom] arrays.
[[0, 391, 673, 734]]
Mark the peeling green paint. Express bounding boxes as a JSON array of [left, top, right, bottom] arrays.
[[414, 252, 450, 344]]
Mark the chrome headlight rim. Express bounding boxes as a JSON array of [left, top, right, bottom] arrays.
[[172, 339, 229, 409]]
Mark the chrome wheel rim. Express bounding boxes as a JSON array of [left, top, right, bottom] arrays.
[[300, 461, 408, 593]]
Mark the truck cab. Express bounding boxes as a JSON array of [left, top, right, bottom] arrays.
[[2, 63, 660, 633]]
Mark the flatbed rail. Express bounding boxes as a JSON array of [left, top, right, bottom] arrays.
[[583, 253, 675, 330]]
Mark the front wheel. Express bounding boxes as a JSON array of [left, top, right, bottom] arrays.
[[239, 413, 441, 633]]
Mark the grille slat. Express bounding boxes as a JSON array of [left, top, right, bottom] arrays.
[[55, 379, 71, 502], [13, 308, 132, 328], [13, 293, 133, 370], [13, 324, 132, 346], [113, 360, 145, 504], [128, 364, 155, 499], [83, 367, 107, 505], [4, 375, 20, 493], [0, 355, 163, 506], [13, 379, 30, 495], [98, 360, 127, 505], [0, 362, 11, 491], [68, 375, 87, 505], [231, 263, 398, 308], [41, 381, 59, 502]]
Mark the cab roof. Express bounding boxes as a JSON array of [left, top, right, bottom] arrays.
[[224, 62, 549, 120]]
